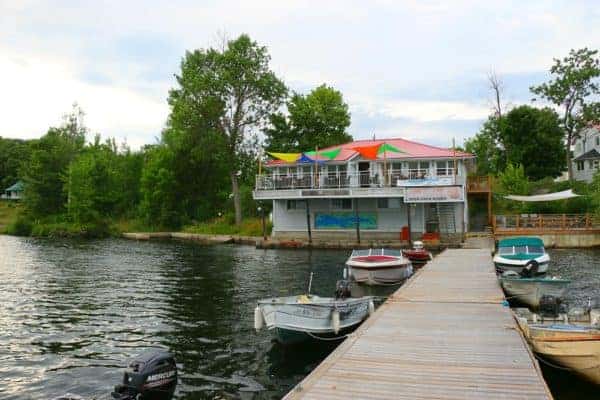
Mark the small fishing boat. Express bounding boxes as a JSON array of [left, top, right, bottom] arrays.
[[254, 273, 375, 344], [499, 271, 570, 308], [514, 303, 600, 384], [346, 248, 413, 285], [402, 241, 433, 265], [493, 236, 549, 275]]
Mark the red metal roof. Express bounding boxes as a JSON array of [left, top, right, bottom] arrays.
[[265, 137, 473, 165]]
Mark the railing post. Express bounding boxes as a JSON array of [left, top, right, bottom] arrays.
[[539, 215, 543, 229], [562, 214, 566, 230], [516, 214, 520, 229], [586, 213, 591, 228]]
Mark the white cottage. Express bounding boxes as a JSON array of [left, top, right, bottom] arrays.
[[572, 125, 600, 183], [253, 138, 476, 244]]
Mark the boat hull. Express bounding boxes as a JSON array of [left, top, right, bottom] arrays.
[[348, 263, 413, 285], [258, 296, 372, 344], [493, 254, 549, 275], [516, 318, 600, 384], [500, 277, 569, 308], [346, 254, 413, 285]]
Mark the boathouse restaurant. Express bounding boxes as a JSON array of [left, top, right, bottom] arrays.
[[253, 138, 475, 244]]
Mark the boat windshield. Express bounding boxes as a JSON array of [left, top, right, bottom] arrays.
[[528, 245, 544, 254], [514, 245, 527, 254], [498, 246, 514, 255], [351, 249, 402, 257]]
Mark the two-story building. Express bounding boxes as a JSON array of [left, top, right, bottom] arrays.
[[572, 124, 600, 182], [253, 138, 475, 244]]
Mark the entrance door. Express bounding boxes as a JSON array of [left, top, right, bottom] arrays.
[[358, 162, 370, 187]]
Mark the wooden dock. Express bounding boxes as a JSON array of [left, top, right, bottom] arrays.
[[284, 249, 553, 400]]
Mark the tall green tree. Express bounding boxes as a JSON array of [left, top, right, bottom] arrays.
[[22, 105, 86, 216], [499, 105, 565, 180], [531, 48, 600, 180], [264, 84, 352, 152], [466, 106, 565, 180], [168, 34, 287, 225], [0, 137, 31, 188], [464, 117, 505, 175]]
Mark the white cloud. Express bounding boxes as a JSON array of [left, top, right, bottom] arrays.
[[0, 48, 167, 148], [1, 0, 600, 147]]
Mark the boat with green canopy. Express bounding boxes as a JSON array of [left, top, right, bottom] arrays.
[[493, 236, 549, 276]]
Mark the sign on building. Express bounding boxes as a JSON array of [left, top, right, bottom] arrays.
[[315, 212, 377, 229], [404, 186, 464, 203]]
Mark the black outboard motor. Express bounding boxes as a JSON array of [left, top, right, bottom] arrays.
[[112, 350, 177, 400], [520, 259, 539, 278], [335, 279, 352, 300], [539, 295, 562, 318]]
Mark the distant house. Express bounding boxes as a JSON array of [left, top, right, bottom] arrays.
[[2, 181, 23, 200], [572, 125, 600, 183]]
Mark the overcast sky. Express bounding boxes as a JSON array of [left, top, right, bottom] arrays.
[[1, 0, 599, 149]]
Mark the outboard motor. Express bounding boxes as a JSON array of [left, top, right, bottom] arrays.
[[539, 295, 562, 318], [112, 350, 177, 400], [520, 260, 539, 278], [335, 279, 352, 300]]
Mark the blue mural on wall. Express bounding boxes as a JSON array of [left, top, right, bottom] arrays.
[[315, 212, 377, 229]]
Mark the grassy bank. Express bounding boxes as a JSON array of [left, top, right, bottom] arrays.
[[183, 217, 271, 237], [3, 209, 269, 239], [0, 201, 21, 233]]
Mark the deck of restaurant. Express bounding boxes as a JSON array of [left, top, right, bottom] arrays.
[[284, 248, 553, 400]]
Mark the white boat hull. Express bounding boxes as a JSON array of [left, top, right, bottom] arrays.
[[493, 253, 549, 275], [348, 264, 413, 285], [500, 278, 569, 308], [257, 295, 373, 343]]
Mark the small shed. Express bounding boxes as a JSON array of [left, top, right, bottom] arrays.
[[3, 181, 23, 200]]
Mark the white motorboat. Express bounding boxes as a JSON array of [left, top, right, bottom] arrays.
[[493, 236, 549, 275], [515, 305, 600, 384], [254, 294, 374, 344], [346, 248, 413, 285], [499, 271, 570, 308]]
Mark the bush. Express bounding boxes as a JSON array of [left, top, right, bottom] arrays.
[[6, 215, 33, 236]]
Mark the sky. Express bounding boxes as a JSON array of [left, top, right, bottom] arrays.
[[1, 0, 600, 149]]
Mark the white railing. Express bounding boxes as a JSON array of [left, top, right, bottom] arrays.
[[255, 169, 461, 190]]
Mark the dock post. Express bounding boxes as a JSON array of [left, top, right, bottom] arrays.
[[355, 198, 361, 244], [306, 199, 312, 245]]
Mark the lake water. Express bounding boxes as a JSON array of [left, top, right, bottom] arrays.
[[0, 237, 598, 399]]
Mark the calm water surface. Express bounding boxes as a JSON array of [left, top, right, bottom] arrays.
[[1, 237, 599, 399], [0, 236, 394, 399]]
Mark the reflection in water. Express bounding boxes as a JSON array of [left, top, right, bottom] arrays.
[[0, 236, 395, 399], [1, 238, 596, 399]]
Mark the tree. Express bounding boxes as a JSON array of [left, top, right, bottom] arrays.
[[0, 137, 31, 188], [496, 163, 530, 213], [264, 84, 352, 152], [22, 105, 87, 216], [168, 34, 287, 225], [499, 105, 565, 180], [531, 48, 600, 180], [464, 117, 505, 175]]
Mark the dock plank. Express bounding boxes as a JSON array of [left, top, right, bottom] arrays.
[[283, 249, 552, 400]]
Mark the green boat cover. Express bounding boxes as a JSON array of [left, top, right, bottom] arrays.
[[498, 236, 544, 248]]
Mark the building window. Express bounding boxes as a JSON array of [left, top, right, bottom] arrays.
[[577, 161, 585, 171], [596, 136, 600, 146], [287, 200, 306, 210], [576, 142, 582, 153], [595, 160, 599, 170], [331, 198, 352, 210], [377, 198, 401, 209], [436, 161, 449, 176]]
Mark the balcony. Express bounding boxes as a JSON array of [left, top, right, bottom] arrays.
[[467, 176, 492, 193], [254, 170, 464, 200]]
